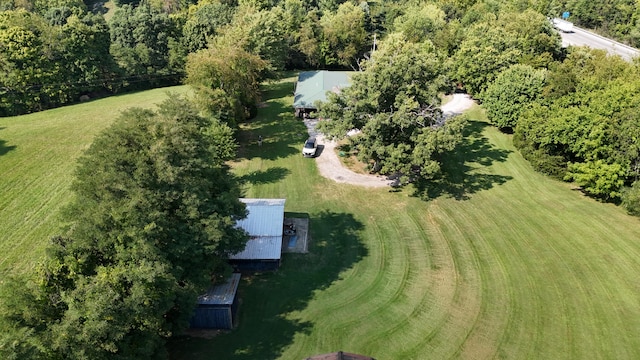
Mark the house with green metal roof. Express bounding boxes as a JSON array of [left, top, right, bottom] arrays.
[[293, 71, 351, 118]]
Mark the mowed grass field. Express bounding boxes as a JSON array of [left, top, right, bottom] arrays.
[[1, 77, 640, 359], [0, 86, 190, 275], [170, 78, 640, 359]]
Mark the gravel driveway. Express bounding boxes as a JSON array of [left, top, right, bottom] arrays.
[[305, 93, 476, 188]]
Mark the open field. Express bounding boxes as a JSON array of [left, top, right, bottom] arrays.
[[0, 86, 190, 276], [1, 77, 640, 359], [169, 77, 640, 359]]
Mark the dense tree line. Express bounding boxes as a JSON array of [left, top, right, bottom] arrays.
[[0, 0, 376, 116], [0, 0, 513, 117], [419, 1, 640, 214], [476, 36, 640, 214], [0, 1, 183, 116], [4, 0, 640, 114], [0, 95, 249, 358], [0, 8, 117, 115], [511, 48, 640, 206]]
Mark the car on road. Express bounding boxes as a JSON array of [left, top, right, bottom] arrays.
[[302, 137, 317, 157]]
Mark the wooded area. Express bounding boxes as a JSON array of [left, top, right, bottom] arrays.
[[0, 95, 249, 358]]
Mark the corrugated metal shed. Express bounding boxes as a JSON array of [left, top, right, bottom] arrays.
[[229, 199, 285, 260], [190, 273, 241, 329], [197, 273, 241, 306], [293, 71, 351, 110]]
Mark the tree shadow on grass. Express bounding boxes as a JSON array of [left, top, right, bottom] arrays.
[[0, 128, 17, 157], [87, 0, 108, 15], [413, 120, 513, 201], [239, 167, 291, 185], [167, 210, 367, 360], [235, 80, 308, 161]]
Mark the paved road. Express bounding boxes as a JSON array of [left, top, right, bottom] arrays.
[[555, 19, 640, 61]]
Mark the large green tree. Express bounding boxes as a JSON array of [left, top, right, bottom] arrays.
[[294, 8, 323, 67], [514, 48, 640, 200], [108, 3, 181, 89], [319, 1, 368, 68], [392, 3, 446, 43], [0, 6, 119, 115], [186, 38, 268, 125], [500, 8, 561, 67], [0, 9, 61, 115], [0, 96, 248, 359], [483, 64, 547, 130], [279, 0, 312, 68], [238, 6, 289, 71], [318, 33, 466, 183], [452, 8, 560, 95], [452, 17, 521, 95], [181, 0, 235, 53], [59, 12, 120, 96], [202, 5, 289, 72], [0, 8, 117, 115]]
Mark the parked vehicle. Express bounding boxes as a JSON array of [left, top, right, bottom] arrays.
[[552, 18, 574, 33], [302, 137, 317, 157]]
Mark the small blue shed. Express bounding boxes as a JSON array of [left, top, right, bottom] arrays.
[[190, 273, 241, 329]]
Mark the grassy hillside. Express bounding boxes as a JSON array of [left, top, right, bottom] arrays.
[[85, 0, 117, 21], [0, 86, 190, 275], [169, 78, 640, 359], [2, 78, 640, 359]]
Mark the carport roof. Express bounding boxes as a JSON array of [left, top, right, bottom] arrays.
[[229, 198, 286, 260], [293, 71, 351, 110]]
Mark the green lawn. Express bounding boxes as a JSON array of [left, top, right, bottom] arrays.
[[85, 0, 117, 21], [169, 78, 640, 359], [1, 78, 640, 359], [0, 86, 190, 275]]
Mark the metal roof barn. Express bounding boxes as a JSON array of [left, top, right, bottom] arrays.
[[293, 71, 351, 111], [190, 273, 241, 329], [229, 198, 286, 261]]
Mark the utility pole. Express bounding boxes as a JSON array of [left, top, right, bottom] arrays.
[[372, 33, 377, 54]]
